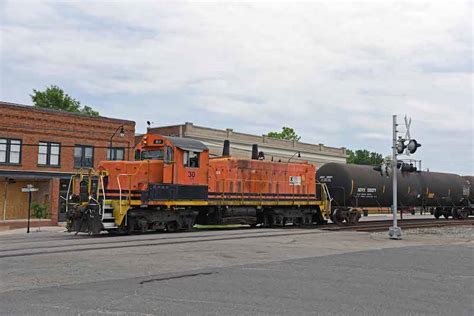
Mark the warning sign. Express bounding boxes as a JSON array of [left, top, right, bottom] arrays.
[[289, 176, 301, 186]]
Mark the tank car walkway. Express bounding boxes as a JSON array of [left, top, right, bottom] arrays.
[[0, 227, 472, 315]]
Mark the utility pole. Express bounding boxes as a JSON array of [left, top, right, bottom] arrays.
[[388, 115, 402, 239]]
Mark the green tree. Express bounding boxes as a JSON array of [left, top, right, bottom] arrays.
[[31, 85, 99, 116], [267, 127, 301, 141], [347, 149, 384, 165]]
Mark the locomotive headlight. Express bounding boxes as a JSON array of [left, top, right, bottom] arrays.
[[407, 139, 421, 154]]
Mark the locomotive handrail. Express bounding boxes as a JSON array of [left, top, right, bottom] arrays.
[[65, 174, 76, 215], [317, 182, 333, 218], [116, 161, 149, 214], [98, 174, 106, 219], [65, 168, 106, 218]]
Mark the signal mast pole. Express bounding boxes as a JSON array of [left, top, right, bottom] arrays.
[[389, 115, 402, 239]]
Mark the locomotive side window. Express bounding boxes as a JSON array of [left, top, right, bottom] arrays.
[[183, 151, 200, 168]]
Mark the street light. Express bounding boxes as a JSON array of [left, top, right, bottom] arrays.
[[109, 125, 125, 160]]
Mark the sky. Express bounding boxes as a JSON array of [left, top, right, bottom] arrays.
[[0, 0, 472, 174]]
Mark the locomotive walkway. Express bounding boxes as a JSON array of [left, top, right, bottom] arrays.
[[0, 224, 472, 315]]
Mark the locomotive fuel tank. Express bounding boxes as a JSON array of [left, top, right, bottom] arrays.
[[317, 163, 469, 209]]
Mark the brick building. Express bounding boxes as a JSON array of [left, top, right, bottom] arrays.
[[147, 122, 347, 167], [0, 101, 135, 229]]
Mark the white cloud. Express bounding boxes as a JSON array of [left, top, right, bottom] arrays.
[[0, 0, 472, 174]]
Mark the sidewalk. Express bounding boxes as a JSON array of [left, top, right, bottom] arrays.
[[0, 225, 66, 236]]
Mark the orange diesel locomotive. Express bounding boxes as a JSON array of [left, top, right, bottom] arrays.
[[66, 133, 330, 234]]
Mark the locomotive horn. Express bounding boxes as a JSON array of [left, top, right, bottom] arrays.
[[251, 144, 259, 160], [223, 140, 230, 157]]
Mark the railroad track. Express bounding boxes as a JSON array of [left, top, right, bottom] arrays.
[[322, 218, 474, 232], [1, 218, 471, 259]]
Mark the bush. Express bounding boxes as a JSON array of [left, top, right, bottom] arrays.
[[31, 203, 50, 219]]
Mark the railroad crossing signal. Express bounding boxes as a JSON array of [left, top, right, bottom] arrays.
[[395, 116, 421, 156], [22, 184, 38, 234]]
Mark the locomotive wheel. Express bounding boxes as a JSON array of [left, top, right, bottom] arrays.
[[314, 213, 326, 225], [166, 221, 179, 233], [264, 214, 274, 228]]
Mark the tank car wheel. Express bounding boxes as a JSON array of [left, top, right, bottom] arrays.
[[443, 213, 450, 219], [331, 209, 345, 225], [351, 211, 361, 224], [450, 208, 459, 219], [456, 208, 469, 220], [459, 209, 468, 220]]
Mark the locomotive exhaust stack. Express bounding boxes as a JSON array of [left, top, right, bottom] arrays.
[[251, 144, 259, 160], [222, 139, 230, 157]]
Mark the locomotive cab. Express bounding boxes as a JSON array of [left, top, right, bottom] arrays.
[[101, 134, 209, 199]]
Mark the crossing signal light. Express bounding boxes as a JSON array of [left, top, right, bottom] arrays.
[[407, 139, 421, 154], [396, 139, 406, 154]]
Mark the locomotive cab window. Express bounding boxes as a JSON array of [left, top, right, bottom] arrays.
[[164, 146, 174, 163], [140, 149, 164, 160], [183, 151, 200, 168]]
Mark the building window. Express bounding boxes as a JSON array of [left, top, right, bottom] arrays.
[[183, 151, 200, 168], [107, 147, 124, 160], [0, 138, 21, 164], [38, 142, 60, 166], [74, 145, 94, 168]]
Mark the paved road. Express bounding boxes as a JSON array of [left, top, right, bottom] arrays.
[[0, 228, 472, 315]]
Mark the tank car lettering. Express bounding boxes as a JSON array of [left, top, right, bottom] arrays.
[[355, 187, 377, 199], [319, 175, 333, 183]]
